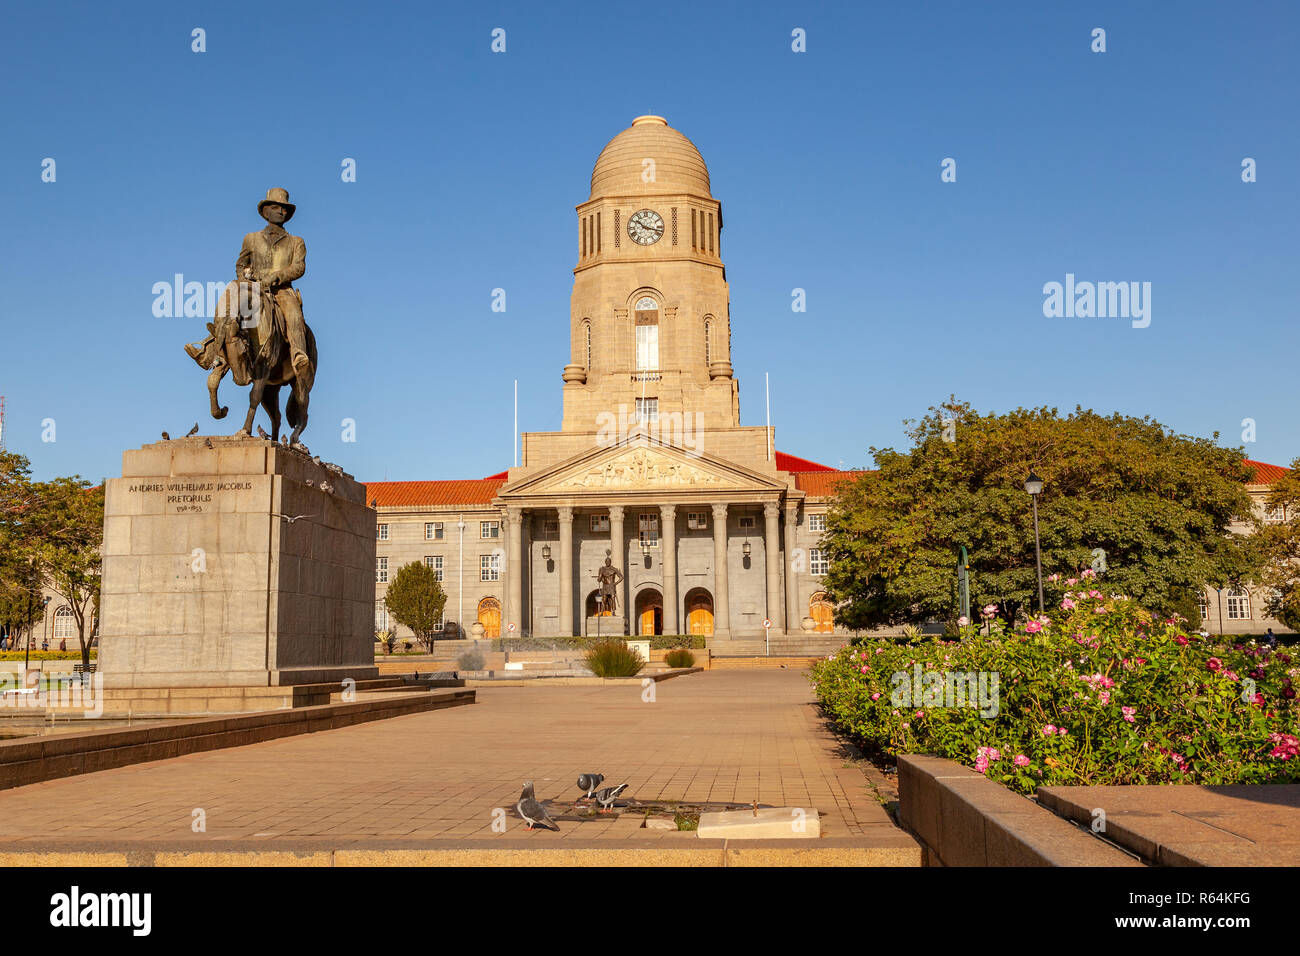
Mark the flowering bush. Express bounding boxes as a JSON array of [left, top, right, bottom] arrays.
[[809, 586, 1300, 794]]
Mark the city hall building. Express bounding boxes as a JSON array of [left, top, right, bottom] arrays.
[[367, 115, 852, 648], [364, 115, 1291, 647]]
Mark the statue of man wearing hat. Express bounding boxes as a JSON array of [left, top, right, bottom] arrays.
[[186, 187, 312, 376]]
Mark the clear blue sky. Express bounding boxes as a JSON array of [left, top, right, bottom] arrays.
[[2, 0, 1297, 483]]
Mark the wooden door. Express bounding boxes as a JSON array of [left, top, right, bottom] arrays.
[[810, 592, 834, 633], [478, 599, 501, 639], [686, 592, 714, 636]]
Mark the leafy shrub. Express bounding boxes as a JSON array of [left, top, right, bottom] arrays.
[[456, 648, 486, 671], [809, 572, 1300, 794], [584, 640, 645, 678], [664, 648, 696, 668], [0, 651, 96, 661]]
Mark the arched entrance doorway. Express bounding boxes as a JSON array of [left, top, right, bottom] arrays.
[[684, 588, 713, 637], [585, 590, 614, 617], [477, 597, 501, 639], [635, 588, 663, 636], [809, 591, 834, 633]]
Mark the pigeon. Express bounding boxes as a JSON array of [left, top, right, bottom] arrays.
[[319, 481, 333, 494], [577, 773, 605, 799], [281, 435, 290, 446], [185, 423, 199, 437], [204, 438, 214, 449], [593, 783, 628, 813], [312, 455, 322, 466], [160, 431, 170, 441], [516, 781, 559, 831], [256, 425, 270, 440], [274, 513, 315, 524], [305, 479, 314, 487]]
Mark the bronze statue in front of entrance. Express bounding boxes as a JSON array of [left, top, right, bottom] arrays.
[[594, 550, 624, 615]]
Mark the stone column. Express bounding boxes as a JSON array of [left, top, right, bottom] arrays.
[[763, 501, 782, 633], [608, 505, 626, 632], [506, 506, 523, 634], [557, 506, 574, 636], [711, 502, 730, 638], [784, 502, 801, 633], [660, 504, 678, 635], [499, 508, 512, 632]]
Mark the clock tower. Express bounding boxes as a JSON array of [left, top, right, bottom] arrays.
[[560, 115, 740, 435]]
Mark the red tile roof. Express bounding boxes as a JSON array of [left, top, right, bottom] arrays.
[[793, 470, 861, 497], [775, 451, 835, 472], [363, 479, 506, 508], [1245, 459, 1289, 485]]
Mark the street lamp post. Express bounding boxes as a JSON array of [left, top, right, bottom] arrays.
[[1024, 472, 1045, 616]]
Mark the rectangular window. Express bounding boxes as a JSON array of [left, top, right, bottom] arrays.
[[1264, 504, 1286, 524], [1197, 592, 1209, 623], [639, 513, 659, 548], [687, 512, 708, 530], [425, 522, 444, 540], [425, 555, 443, 582], [808, 513, 826, 532], [481, 553, 500, 582], [1227, 590, 1251, 620], [635, 397, 659, 423], [597, 211, 601, 252], [737, 515, 755, 531], [708, 212, 714, 254], [375, 604, 389, 631], [810, 548, 829, 575], [481, 521, 499, 539], [691, 209, 697, 250], [635, 323, 659, 370], [591, 514, 610, 533], [375, 556, 388, 583], [376, 523, 389, 541]]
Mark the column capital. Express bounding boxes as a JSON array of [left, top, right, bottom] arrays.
[[505, 505, 524, 523], [783, 501, 799, 526], [557, 506, 574, 523], [710, 502, 729, 520], [763, 501, 781, 520], [659, 503, 677, 520], [608, 504, 625, 521]]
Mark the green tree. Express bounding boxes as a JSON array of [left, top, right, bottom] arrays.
[[383, 561, 447, 651], [820, 401, 1257, 629], [1257, 456, 1300, 631], [0, 451, 43, 649], [30, 478, 104, 671]]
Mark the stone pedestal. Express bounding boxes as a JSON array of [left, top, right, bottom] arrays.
[[98, 437, 379, 691], [585, 616, 627, 637]]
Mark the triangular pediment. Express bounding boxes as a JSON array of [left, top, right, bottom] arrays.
[[498, 440, 786, 499]]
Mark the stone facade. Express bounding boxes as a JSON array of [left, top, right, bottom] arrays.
[[97, 437, 378, 686]]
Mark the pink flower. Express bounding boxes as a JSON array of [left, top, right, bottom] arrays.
[[982, 604, 998, 618], [870, 692, 881, 701], [915, 710, 924, 718], [1057, 727, 1068, 736], [974, 755, 989, 773], [1253, 693, 1265, 707], [1066, 577, 1078, 586], [1048, 573, 1061, 582], [1014, 754, 1030, 767], [859, 665, 869, 673], [1088, 589, 1103, 599], [901, 722, 910, 729], [1061, 598, 1076, 611], [1025, 621, 1043, 634], [1175, 635, 1189, 646], [957, 615, 969, 627], [1207, 657, 1222, 672], [1042, 724, 1056, 736], [1081, 568, 1096, 579], [1122, 706, 1136, 723], [1099, 690, 1111, 705]]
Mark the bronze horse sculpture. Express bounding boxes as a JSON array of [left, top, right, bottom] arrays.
[[193, 278, 317, 446]]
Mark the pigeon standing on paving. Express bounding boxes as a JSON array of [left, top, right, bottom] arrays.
[[577, 773, 605, 799], [517, 781, 560, 831], [185, 423, 199, 437], [593, 783, 629, 813], [257, 425, 270, 439]]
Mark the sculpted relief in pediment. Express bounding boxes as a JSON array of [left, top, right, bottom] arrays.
[[547, 447, 742, 491]]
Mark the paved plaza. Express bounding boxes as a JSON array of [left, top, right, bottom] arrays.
[[0, 671, 911, 859]]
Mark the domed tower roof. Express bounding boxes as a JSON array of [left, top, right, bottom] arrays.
[[589, 115, 711, 199]]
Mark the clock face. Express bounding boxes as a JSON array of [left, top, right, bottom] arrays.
[[627, 209, 664, 245]]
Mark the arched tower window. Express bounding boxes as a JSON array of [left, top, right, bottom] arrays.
[[704, 316, 713, 366], [582, 320, 592, 369], [634, 296, 659, 371]]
